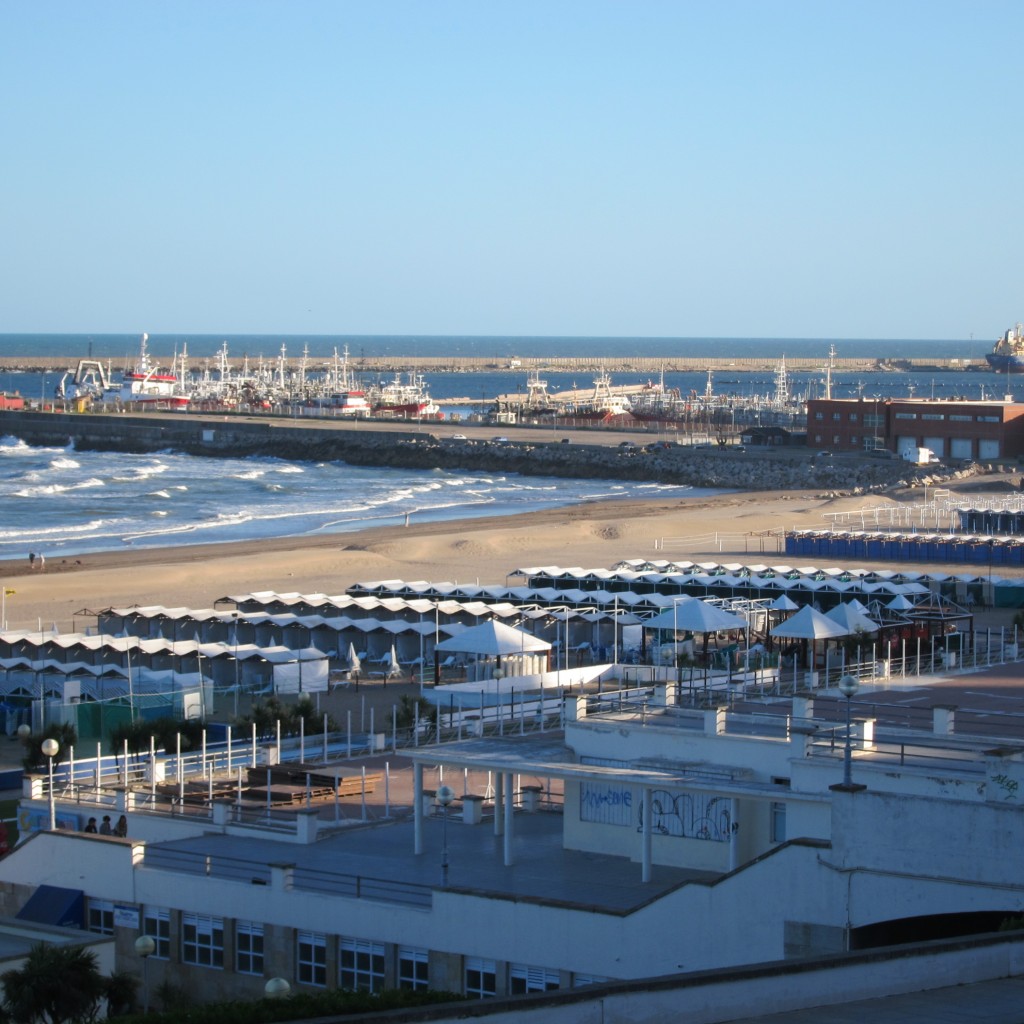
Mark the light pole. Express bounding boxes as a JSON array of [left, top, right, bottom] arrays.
[[41, 737, 59, 830], [838, 674, 860, 789], [134, 935, 155, 1014], [232, 612, 240, 718], [436, 783, 454, 887], [265, 977, 291, 999]]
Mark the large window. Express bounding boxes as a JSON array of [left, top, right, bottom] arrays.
[[87, 899, 114, 936], [142, 906, 170, 959], [398, 947, 429, 991], [181, 914, 224, 968], [770, 801, 787, 843], [236, 921, 264, 976], [465, 957, 497, 999], [296, 931, 326, 987], [509, 964, 559, 994], [339, 938, 385, 993]]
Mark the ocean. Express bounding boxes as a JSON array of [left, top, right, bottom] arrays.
[[0, 437, 707, 561], [0, 333, 1015, 561]]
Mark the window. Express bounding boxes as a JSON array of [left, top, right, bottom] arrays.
[[87, 899, 114, 935], [979, 415, 1000, 423], [509, 964, 559, 994], [236, 921, 264, 976], [832, 435, 841, 445], [921, 413, 945, 421], [339, 938, 385, 993], [297, 932, 326, 987], [848, 412, 858, 422], [895, 412, 917, 419], [770, 801, 787, 843], [465, 957, 497, 999], [831, 412, 841, 421], [398, 947, 429, 992], [814, 411, 823, 421], [849, 436, 859, 446], [950, 414, 973, 422], [181, 914, 224, 968], [143, 906, 170, 959], [574, 973, 609, 987]]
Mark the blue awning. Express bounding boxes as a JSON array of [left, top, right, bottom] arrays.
[[16, 885, 84, 929]]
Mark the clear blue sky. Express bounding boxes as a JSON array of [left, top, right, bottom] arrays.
[[2, 1, 1019, 340]]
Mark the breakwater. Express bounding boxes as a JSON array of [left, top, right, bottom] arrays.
[[0, 354, 985, 374], [0, 410, 974, 495]]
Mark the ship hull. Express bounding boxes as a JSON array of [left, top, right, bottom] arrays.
[[985, 353, 1024, 373]]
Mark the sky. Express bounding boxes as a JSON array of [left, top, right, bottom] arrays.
[[1, 1, 1020, 340]]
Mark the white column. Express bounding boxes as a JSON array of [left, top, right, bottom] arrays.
[[641, 786, 652, 883], [413, 763, 424, 855], [503, 772, 514, 866], [494, 772, 504, 836]]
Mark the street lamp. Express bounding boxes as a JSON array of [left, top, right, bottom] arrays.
[[265, 977, 291, 999], [134, 935, 155, 1014], [436, 783, 455, 887], [41, 737, 59, 830], [838, 674, 860, 789]]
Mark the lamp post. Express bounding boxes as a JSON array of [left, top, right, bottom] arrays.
[[265, 977, 291, 999], [436, 783, 454, 887], [232, 612, 240, 718], [41, 737, 59, 830], [838, 673, 859, 789], [134, 935, 155, 1014]]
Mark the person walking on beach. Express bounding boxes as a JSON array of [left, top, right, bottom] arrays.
[[37, 554, 44, 572], [28, 553, 35, 569]]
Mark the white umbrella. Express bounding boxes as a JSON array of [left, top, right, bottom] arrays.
[[346, 642, 361, 675], [387, 644, 402, 677]]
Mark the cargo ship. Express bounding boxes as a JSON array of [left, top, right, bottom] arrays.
[[985, 324, 1024, 373]]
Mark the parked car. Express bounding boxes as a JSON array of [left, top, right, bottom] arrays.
[[491, 435, 510, 443], [451, 433, 468, 440]]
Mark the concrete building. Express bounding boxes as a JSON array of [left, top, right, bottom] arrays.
[[4, 673, 1024, 1011], [807, 396, 1024, 461]]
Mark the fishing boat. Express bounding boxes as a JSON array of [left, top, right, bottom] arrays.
[[368, 371, 442, 419], [118, 334, 191, 408], [555, 372, 633, 424], [985, 324, 1024, 373]]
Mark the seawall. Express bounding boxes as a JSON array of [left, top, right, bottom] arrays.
[[0, 410, 956, 494]]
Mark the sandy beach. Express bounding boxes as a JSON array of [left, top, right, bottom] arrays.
[[0, 485, 1005, 634]]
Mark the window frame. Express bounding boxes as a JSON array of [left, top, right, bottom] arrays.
[[181, 913, 224, 969]]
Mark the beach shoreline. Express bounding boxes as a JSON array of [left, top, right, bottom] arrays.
[[3, 474, 1021, 637]]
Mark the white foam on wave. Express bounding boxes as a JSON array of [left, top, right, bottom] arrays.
[[49, 456, 80, 470], [272, 464, 304, 475], [234, 470, 266, 480], [148, 490, 172, 499], [13, 483, 70, 497]]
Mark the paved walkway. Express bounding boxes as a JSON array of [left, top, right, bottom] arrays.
[[726, 975, 1024, 1023]]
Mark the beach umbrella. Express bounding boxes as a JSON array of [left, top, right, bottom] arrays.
[[346, 642, 361, 675], [386, 644, 402, 677]]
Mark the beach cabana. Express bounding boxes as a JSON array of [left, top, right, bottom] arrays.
[[770, 604, 852, 671], [434, 620, 551, 683]]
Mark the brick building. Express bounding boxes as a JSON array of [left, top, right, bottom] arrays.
[[807, 397, 1024, 461]]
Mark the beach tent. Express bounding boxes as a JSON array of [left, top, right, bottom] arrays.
[[642, 599, 746, 635], [770, 604, 852, 671], [434, 620, 551, 683], [825, 603, 879, 635], [346, 642, 361, 677]]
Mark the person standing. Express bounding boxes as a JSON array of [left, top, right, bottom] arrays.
[[114, 815, 127, 837], [99, 815, 112, 835]]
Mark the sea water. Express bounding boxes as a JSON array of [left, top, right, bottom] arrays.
[[0, 437, 708, 560]]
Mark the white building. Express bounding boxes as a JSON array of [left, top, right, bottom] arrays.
[[4, 678, 1024, 1006]]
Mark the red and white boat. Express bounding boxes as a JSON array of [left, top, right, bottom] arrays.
[[368, 372, 442, 419], [119, 334, 190, 409]]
